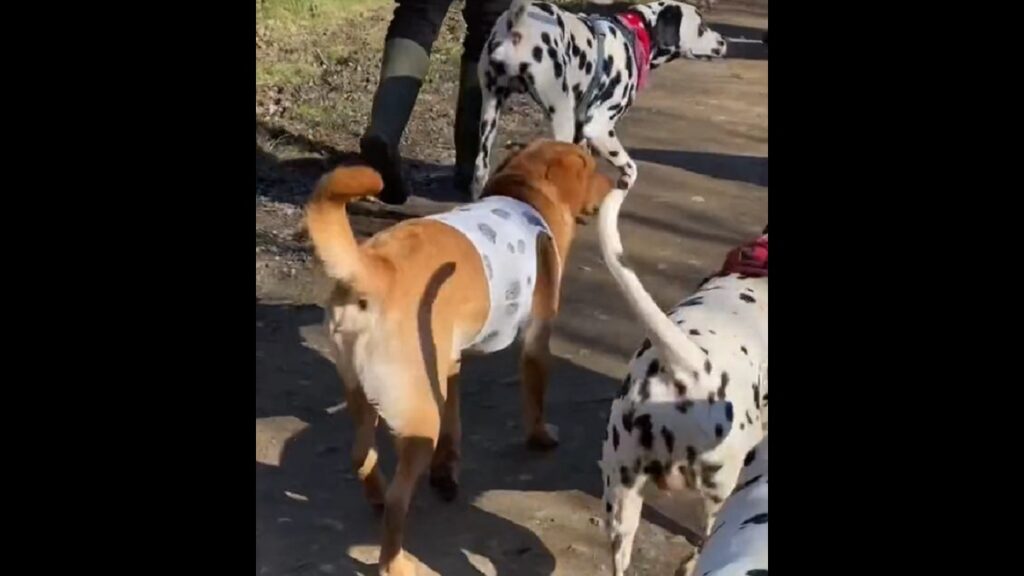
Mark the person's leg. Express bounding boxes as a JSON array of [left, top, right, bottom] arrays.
[[452, 0, 510, 196], [361, 0, 454, 205]]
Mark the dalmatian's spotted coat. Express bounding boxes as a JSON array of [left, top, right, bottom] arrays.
[[472, 0, 726, 199], [597, 191, 766, 575], [692, 434, 768, 576]]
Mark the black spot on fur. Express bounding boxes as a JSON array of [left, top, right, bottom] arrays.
[[612, 425, 620, 450], [700, 346, 709, 355], [608, 130, 615, 137], [725, 402, 734, 422], [643, 460, 665, 477], [689, 329, 700, 336], [532, 46, 543, 63], [585, 61, 593, 74], [519, 62, 530, 76], [620, 466, 634, 487], [541, 32, 552, 46], [746, 570, 769, 576], [639, 377, 651, 402], [753, 383, 761, 409], [741, 513, 768, 527], [741, 345, 749, 355], [536, 2, 555, 16], [653, 5, 683, 54], [709, 494, 724, 504], [646, 359, 660, 377], [703, 358, 712, 374], [609, 150, 620, 158], [672, 379, 687, 397], [745, 411, 753, 425], [587, 37, 593, 48], [714, 423, 723, 438], [548, 105, 556, 115], [635, 338, 652, 358], [679, 297, 704, 307], [717, 372, 730, 400], [744, 447, 757, 466], [621, 409, 635, 433], [660, 426, 675, 453], [597, 71, 622, 104], [740, 293, 757, 303], [634, 414, 654, 449], [605, 501, 612, 513], [734, 474, 763, 494]]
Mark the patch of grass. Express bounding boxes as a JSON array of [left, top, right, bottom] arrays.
[[256, 61, 318, 88], [257, 0, 388, 24]]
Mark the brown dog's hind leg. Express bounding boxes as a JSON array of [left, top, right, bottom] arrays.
[[379, 430, 438, 576], [429, 369, 462, 501], [345, 383, 387, 508]]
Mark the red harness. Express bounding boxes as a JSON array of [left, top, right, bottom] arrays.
[[719, 235, 769, 278], [616, 11, 653, 90]]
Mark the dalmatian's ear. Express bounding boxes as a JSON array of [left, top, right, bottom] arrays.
[[653, 3, 683, 51]]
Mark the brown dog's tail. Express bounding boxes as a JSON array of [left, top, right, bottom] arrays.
[[306, 166, 392, 291]]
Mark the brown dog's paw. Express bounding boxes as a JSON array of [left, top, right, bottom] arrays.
[[526, 423, 560, 451], [429, 473, 459, 502], [380, 553, 416, 576]]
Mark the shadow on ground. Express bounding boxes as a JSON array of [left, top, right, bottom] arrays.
[[256, 120, 467, 207], [255, 298, 701, 575], [631, 148, 768, 187], [716, 23, 768, 61]]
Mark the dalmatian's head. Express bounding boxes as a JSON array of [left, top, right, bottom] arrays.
[[634, 1, 727, 67]]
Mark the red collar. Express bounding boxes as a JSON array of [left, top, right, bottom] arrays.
[[616, 11, 653, 90]]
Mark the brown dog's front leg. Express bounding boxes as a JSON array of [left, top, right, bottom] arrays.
[[521, 235, 562, 450], [521, 320, 559, 449]]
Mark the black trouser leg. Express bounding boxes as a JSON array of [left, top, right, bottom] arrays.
[[452, 0, 510, 195], [361, 0, 454, 204]]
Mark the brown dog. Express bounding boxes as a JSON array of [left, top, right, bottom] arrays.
[[305, 140, 612, 576]]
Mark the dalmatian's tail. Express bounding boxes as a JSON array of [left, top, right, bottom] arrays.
[[597, 189, 706, 374], [489, 0, 545, 65], [306, 165, 394, 294]]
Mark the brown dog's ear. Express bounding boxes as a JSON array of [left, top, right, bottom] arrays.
[[543, 146, 594, 216], [579, 171, 614, 221]]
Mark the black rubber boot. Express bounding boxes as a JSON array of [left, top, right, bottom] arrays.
[[360, 38, 430, 205], [452, 54, 482, 200]]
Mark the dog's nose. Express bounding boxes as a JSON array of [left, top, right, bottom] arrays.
[[711, 47, 722, 56]]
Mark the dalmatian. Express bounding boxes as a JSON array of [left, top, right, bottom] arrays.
[[691, 434, 768, 576], [473, 0, 726, 199], [595, 191, 767, 576]]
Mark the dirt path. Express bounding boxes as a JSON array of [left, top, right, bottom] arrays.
[[256, 2, 767, 574]]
